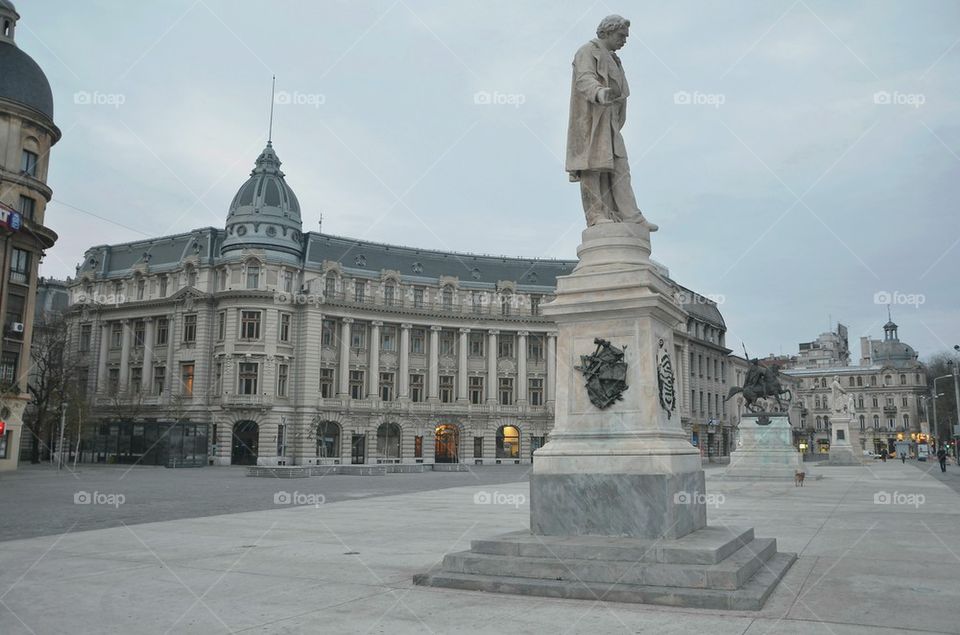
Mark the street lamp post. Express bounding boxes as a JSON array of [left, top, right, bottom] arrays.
[[934, 375, 954, 448]]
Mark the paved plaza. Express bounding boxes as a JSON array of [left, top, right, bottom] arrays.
[[0, 461, 958, 634]]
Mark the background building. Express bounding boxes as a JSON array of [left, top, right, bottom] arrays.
[[63, 139, 743, 468], [0, 0, 60, 470], [783, 321, 927, 455]]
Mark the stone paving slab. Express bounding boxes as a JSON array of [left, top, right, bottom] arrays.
[[0, 462, 958, 633]]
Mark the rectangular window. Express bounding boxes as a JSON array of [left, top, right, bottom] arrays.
[[410, 328, 425, 354], [107, 368, 119, 394], [153, 366, 166, 395], [277, 364, 289, 397], [530, 295, 541, 316], [240, 310, 261, 340], [498, 377, 514, 405], [111, 323, 123, 349], [902, 396, 908, 407], [321, 319, 335, 347], [414, 436, 423, 458], [246, 265, 260, 289], [180, 363, 195, 397], [156, 318, 168, 345], [132, 368, 143, 393], [136, 278, 145, 300], [217, 311, 226, 341], [215, 362, 223, 395], [410, 373, 424, 402], [380, 326, 396, 352], [319, 368, 334, 398], [282, 270, 294, 293], [0, 351, 17, 386], [469, 333, 484, 357], [79, 324, 92, 352], [9, 248, 30, 284], [133, 320, 145, 348], [0, 430, 9, 460], [18, 195, 35, 221], [497, 335, 515, 359], [279, 313, 291, 342], [529, 378, 544, 406], [159, 277, 168, 297], [379, 372, 394, 401], [689, 352, 695, 376], [413, 287, 424, 308], [354, 280, 365, 303], [439, 375, 454, 403], [351, 323, 367, 350], [439, 330, 455, 356], [474, 436, 484, 458], [239, 362, 258, 395], [471, 291, 485, 314], [349, 370, 364, 399], [384, 283, 395, 306], [527, 335, 544, 361], [183, 314, 197, 343], [469, 376, 484, 405], [21, 149, 38, 176]]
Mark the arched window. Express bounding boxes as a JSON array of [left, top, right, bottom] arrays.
[[442, 285, 454, 310], [815, 396, 821, 409], [185, 265, 197, 288], [135, 275, 145, 300], [816, 416, 822, 431], [873, 415, 880, 429], [899, 374, 906, 385], [496, 425, 520, 458], [500, 291, 513, 316], [859, 415, 865, 430], [245, 261, 260, 289], [903, 414, 909, 429], [857, 396, 864, 409], [376, 423, 401, 459], [848, 377, 855, 387], [316, 421, 340, 458], [870, 376, 877, 386], [857, 376, 863, 387], [885, 375, 892, 386], [325, 272, 337, 297]]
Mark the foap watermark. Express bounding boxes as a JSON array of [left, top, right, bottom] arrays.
[[674, 290, 725, 306], [74, 90, 126, 109], [75, 292, 125, 306], [473, 90, 526, 108], [275, 90, 326, 108], [473, 490, 526, 508], [274, 491, 326, 506], [873, 291, 924, 308], [673, 90, 725, 109], [874, 490, 924, 508], [274, 291, 324, 306], [674, 490, 725, 508], [74, 491, 125, 508], [873, 90, 925, 109]]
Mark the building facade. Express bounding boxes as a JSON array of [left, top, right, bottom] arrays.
[[64, 138, 744, 467], [783, 321, 927, 455], [0, 0, 60, 470]]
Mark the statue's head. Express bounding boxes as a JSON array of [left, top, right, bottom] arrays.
[[597, 15, 630, 51]]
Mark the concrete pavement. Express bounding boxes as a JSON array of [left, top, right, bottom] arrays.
[[1, 460, 958, 634]]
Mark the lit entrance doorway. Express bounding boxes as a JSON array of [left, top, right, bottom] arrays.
[[351, 434, 366, 464], [434, 425, 459, 463], [231, 421, 259, 465]]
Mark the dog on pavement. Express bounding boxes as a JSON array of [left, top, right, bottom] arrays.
[[794, 470, 806, 487]]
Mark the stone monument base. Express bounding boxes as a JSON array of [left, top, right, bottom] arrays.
[[721, 413, 820, 480], [828, 417, 860, 465], [414, 526, 796, 610]]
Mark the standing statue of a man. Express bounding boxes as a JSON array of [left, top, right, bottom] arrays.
[[829, 375, 848, 414], [566, 15, 657, 231]]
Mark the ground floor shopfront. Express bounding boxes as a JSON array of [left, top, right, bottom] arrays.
[[687, 420, 733, 461]]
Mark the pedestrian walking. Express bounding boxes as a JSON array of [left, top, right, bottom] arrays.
[[900, 452, 906, 464], [881, 449, 887, 462], [938, 447, 948, 473]]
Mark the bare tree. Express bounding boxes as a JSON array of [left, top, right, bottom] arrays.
[[925, 350, 960, 443]]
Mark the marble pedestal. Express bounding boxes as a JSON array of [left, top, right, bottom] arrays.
[[722, 414, 819, 480], [828, 416, 860, 465], [415, 223, 795, 609]]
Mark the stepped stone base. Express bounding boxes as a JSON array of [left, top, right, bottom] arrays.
[[414, 526, 796, 610], [828, 447, 860, 465], [722, 414, 820, 480]]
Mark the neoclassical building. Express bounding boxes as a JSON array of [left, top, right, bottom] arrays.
[[0, 0, 60, 470], [66, 138, 737, 467], [783, 321, 927, 455]]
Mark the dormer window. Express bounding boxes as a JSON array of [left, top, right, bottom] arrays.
[[21, 150, 38, 177]]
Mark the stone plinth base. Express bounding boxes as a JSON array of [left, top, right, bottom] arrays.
[[722, 414, 819, 480], [530, 470, 706, 540], [828, 417, 860, 465], [828, 447, 860, 465], [414, 527, 796, 610]]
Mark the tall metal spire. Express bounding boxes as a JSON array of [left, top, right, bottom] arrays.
[[268, 75, 276, 145]]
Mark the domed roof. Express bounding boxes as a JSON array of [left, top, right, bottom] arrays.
[[222, 142, 304, 257], [0, 41, 54, 121]]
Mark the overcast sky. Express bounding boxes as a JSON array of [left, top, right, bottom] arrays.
[[20, 0, 960, 361]]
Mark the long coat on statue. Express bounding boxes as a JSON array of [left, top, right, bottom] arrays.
[[565, 38, 630, 179]]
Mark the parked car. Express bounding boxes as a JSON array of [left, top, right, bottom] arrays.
[[863, 450, 879, 459]]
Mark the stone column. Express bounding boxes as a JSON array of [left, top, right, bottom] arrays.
[[368, 321, 381, 399], [164, 314, 176, 399], [458, 328, 470, 402], [118, 319, 131, 391], [97, 322, 110, 393], [517, 330, 528, 404], [399, 323, 411, 400], [428, 325, 441, 401], [337, 318, 352, 397], [487, 330, 499, 404], [545, 333, 556, 406], [141, 318, 155, 393]]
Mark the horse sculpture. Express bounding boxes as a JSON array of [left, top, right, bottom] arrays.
[[724, 359, 792, 413]]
